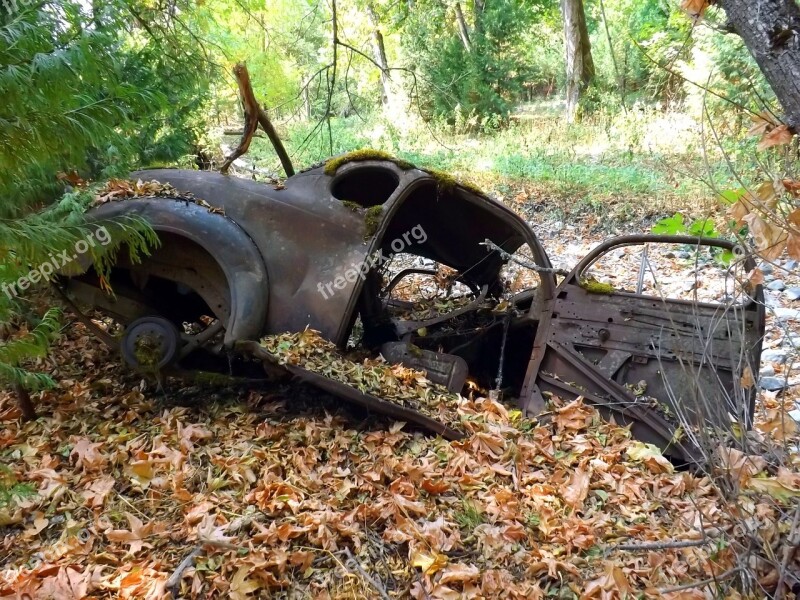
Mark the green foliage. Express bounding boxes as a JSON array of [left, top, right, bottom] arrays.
[[0, 309, 62, 391], [0, 464, 37, 508], [398, 0, 548, 122], [0, 1, 188, 393], [0, 0, 214, 212], [651, 213, 719, 238]]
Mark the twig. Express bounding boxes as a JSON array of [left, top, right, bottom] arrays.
[[612, 537, 715, 552], [343, 547, 392, 600], [775, 503, 800, 600], [166, 547, 203, 598], [481, 239, 569, 276], [659, 566, 741, 594], [167, 513, 260, 598]]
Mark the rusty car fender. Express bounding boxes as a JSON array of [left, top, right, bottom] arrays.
[[87, 198, 269, 346]]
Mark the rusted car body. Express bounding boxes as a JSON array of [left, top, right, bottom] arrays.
[[62, 156, 765, 465]]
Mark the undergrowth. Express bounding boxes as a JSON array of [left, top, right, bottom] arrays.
[[232, 104, 752, 226]]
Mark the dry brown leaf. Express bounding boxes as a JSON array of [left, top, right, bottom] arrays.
[[715, 446, 767, 484], [740, 365, 755, 389], [229, 565, 262, 600], [747, 267, 765, 285], [748, 112, 780, 137], [421, 479, 450, 495], [680, 0, 710, 18], [742, 213, 787, 260], [758, 124, 793, 150], [105, 512, 152, 554], [438, 563, 480, 585], [783, 179, 800, 197], [756, 180, 780, 208], [788, 233, 800, 260], [562, 467, 590, 510], [728, 198, 752, 226], [581, 562, 633, 599]]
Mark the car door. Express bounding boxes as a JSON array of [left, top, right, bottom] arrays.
[[530, 234, 765, 464]]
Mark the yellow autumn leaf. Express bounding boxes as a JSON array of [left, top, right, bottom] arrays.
[[411, 549, 448, 575], [627, 441, 674, 474], [230, 565, 262, 600], [748, 477, 800, 503]]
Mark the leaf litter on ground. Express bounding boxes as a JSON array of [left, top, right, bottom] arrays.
[[1, 320, 799, 599], [3, 188, 800, 597]]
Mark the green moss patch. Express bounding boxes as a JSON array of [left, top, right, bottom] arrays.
[[579, 277, 615, 294], [422, 168, 486, 197], [340, 200, 362, 212], [364, 205, 384, 239], [324, 149, 415, 176]]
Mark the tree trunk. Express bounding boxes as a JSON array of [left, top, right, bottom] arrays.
[[367, 3, 392, 107], [560, 0, 595, 122], [14, 383, 35, 421], [473, 0, 485, 36], [719, 0, 800, 131], [455, 3, 472, 53]]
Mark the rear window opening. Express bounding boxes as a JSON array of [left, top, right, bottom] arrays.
[[331, 166, 399, 207]]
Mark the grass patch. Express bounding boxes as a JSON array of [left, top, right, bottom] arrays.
[[454, 498, 485, 530], [235, 106, 751, 220]]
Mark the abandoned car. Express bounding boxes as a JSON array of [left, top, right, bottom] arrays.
[[60, 152, 766, 465]]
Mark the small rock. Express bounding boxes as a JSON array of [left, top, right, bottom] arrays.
[[762, 349, 789, 364], [786, 260, 798, 270], [785, 288, 800, 301], [676, 251, 691, 260], [790, 408, 800, 422], [783, 335, 800, 348], [765, 274, 776, 283], [774, 307, 800, 322], [760, 364, 776, 378], [760, 376, 788, 391], [664, 251, 676, 259], [767, 280, 786, 291], [761, 263, 774, 274], [765, 292, 781, 307]]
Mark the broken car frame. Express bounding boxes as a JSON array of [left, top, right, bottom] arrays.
[[61, 153, 765, 466]]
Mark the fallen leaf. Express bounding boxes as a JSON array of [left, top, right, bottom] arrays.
[[230, 565, 262, 600], [749, 477, 800, 502], [759, 124, 793, 150], [627, 441, 674, 474], [411, 549, 448, 575], [562, 467, 590, 509]]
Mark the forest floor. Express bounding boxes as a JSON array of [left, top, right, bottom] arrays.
[[2, 192, 800, 598]]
